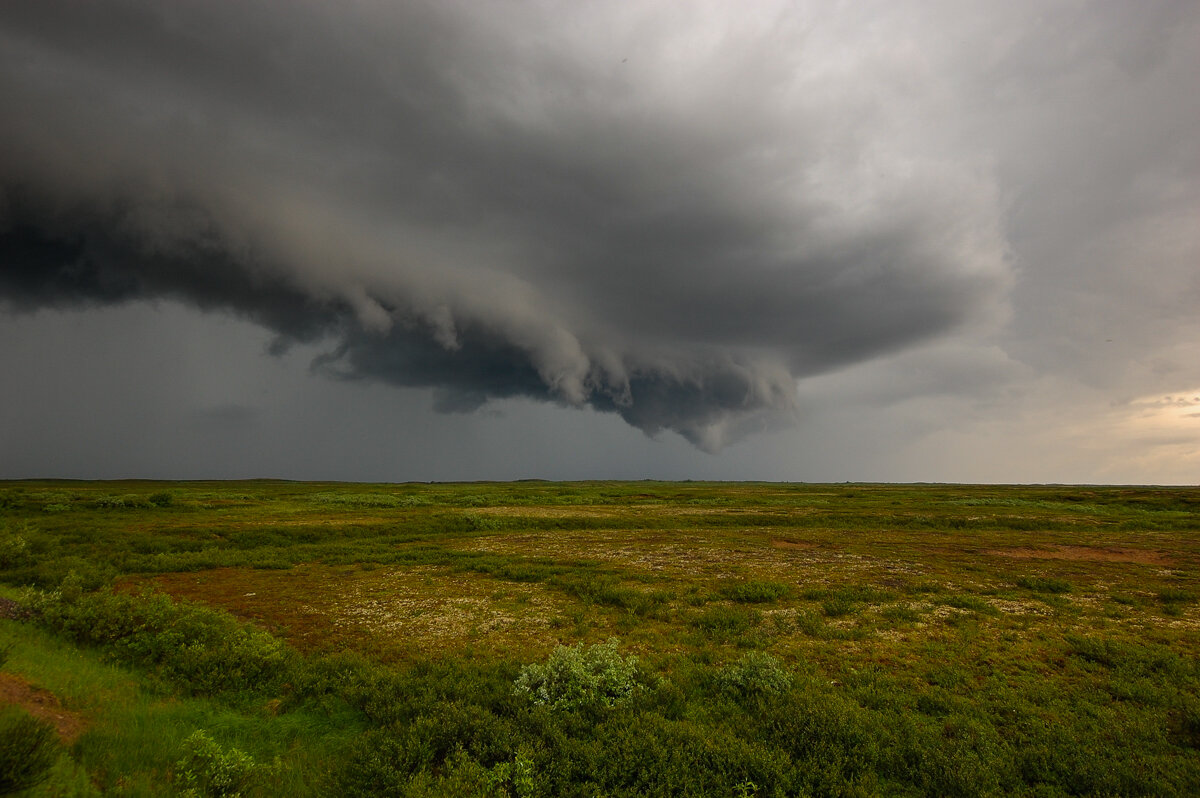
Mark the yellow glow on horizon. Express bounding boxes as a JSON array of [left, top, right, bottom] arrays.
[[1121, 389, 1200, 436]]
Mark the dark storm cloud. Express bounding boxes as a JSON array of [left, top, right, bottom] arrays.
[[0, 0, 1015, 449]]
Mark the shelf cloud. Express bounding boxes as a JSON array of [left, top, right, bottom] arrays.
[[6, 0, 1190, 460]]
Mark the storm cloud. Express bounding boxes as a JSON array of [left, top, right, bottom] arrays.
[[0, 0, 1015, 450]]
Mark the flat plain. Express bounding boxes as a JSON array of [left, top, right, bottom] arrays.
[[1, 481, 1198, 796]]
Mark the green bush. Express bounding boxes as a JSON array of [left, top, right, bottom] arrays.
[[1015, 576, 1072, 594], [1157, 587, 1197, 604], [592, 712, 795, 797], [339, 704, 520, 798], [721, 580, 790, 604], [308, 492, 416, 508], [689, 605, 760, 639], [485, 748, 537, 798], [716, 652, 792, 701], [941, 594, 997, 615], [821, 597, 856, 617], [757, 686, 883, 794], [175, 730, 258, 798], [513, 639, 640, 711], [0, 708, 59, 796], [0, 534, 31, 571], [93, 494, 152, 510], [33, 579, 294, 697], [556, 575, 670, 617]]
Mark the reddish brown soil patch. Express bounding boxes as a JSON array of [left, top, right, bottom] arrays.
[[771, 539, 818, 551], [121, 567, 335, 650], [986, 545, 1175, 565], [0, 672, 86, 743]]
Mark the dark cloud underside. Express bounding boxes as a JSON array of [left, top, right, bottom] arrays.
[[0, 0, 1049, 450]]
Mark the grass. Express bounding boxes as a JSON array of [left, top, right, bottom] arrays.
[[0, 480, 1198, 795], [0, 616, 362, 796]]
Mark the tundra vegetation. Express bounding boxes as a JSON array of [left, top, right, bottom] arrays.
[[0, 480, 1198, 796]]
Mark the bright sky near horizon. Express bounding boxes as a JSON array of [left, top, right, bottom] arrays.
[[1, 1, 1197, 484]]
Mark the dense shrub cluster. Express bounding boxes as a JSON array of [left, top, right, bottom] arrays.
[[32, 572, 295, 697], [513, 639, 641, 711]]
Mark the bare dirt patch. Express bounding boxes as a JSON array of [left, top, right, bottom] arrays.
[[0, 672, 86, 743], [771, 540, 818, 551], [986, 545, 1175, 566]]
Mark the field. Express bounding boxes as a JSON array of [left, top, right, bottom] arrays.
[[1, 480, 1198, 797]]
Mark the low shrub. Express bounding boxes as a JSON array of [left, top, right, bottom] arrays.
[[308, 492, 403, 508], [484, 748, 537, 798], [716, 651, 792, 701], [941, 594, 997, 615], [93, 494, 153, 510], [513, 639, 640, 712], [757, 686, 883, 794], [0, 532, 31, 571], [1015, 576, 1072, 594], [339, 705, 520, 798], [1157, 587, 1197, 604], [689, 605, 760, 639], [0, 708, 59, 796], [556, 575, 671, 617], [721, 580, 790, 604], [591, 712, 795, 797], [821, 597, 856, 618], [33, 575, 295, 697], [175, 730, 258, 798]]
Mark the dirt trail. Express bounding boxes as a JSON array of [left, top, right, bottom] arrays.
[[0, 672, 86, 743]]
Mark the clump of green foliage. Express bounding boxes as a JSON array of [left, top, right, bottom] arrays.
[[689, 605, 760, 639], [308, 492, 404, 508], [0, 531, 30, 571], [175, 730, 259, 798], [513, 638, 640, 711], [484, 749, 537, 798], [33, 571, 295, 697], [0, 707, 59, 795], [721, 579, 790, 603], [1015, 576, 1073, 594], [821, 596, 856, 617], [716, 651, 792, 701]]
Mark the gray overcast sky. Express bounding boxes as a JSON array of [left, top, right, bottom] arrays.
[[1, 0, 1197, 483]]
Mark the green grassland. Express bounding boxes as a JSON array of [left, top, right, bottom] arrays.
[[0, 480, 1198, 796]]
